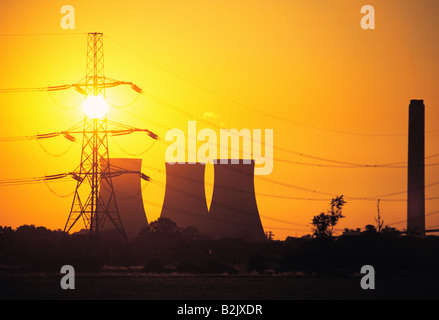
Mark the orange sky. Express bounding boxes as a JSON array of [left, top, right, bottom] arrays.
[[1, 0, 439, 239]]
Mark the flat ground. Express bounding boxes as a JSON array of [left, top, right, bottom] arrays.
[[1, 272, 439, 300]]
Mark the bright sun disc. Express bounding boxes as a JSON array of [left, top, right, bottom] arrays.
[[83, 95, 109, 119]]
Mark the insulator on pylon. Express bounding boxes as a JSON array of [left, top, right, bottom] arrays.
[[70, 172, 83, 182], [130, 84, 143, 93], [62, 132, 76, 142], [146, 130, 158, 140]]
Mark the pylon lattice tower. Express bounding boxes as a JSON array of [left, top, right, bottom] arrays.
[[64, 33, 126, 241]]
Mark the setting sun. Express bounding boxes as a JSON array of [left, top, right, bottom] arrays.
[[83, 95, 109, 119]]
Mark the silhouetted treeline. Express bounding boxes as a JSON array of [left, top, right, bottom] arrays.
[[0, 225, 64, 271], [279, 235, 439, 276], [1, 220, 439, 277]]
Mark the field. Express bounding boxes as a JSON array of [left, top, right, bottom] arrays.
[[1, 271, 439, 300]]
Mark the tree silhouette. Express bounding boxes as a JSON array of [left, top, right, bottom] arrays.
[[147, 217, 179, 234], [364, 224, 377, 234], [311, 195, 346, 238], [265, 231, 275, 241], [375, 199, 384, 232]]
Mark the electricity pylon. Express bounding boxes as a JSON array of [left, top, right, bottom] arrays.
[[64, 33, 126, 241]]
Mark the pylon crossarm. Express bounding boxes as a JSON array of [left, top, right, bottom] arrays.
[[63, 127, 158, 138], [24, 120, 159, 143], [72, 76, 142, 95], [68, 170, 149, 180]]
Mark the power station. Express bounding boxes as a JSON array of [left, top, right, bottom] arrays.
[[95, 158, 266, 242], [2, 32, 430, 242], [160, 159, 266, 242], [119, 96, 432, 241], [71, 99, 430, 242]]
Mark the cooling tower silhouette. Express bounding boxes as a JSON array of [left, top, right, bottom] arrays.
[[160, 162, 210, 234], [208, 159, 265, 242], [99, 158, 148, 241], [160, 160, 265, 242]]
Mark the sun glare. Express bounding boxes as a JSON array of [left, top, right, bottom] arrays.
[[83, 95, 109, 119]]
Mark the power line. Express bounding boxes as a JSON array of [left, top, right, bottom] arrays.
[[105, 35, 439, 138], [386, 209, 439, 227], [0, 152, 428, 231], [1, 93, 438, 202], [0, 162, 435, 231], [6, 112, 435, 169], [0, 80, 141, 94], [110, 135, 157, 157], [0, 38, 436, 169], [3, 77, 425, 169], [0, 33, 87, 37], [35, 137, 77, 157], [138, 170, 438, 230], [113, 156, 439, 204], [121, 92, 439, 169], [1, 32, 437, 234], [0, 173, 70, 187], [221, 164, 439, 201], [46, 90, 83, 110]]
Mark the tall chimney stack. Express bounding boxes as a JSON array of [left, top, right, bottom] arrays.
[[407, 99, 425, 236]]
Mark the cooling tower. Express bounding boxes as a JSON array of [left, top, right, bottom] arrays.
[[208, 159, 266, 242], [160, 162, 210, 234], [407, 100, 425, 236], [99, 158, 148, 241]]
